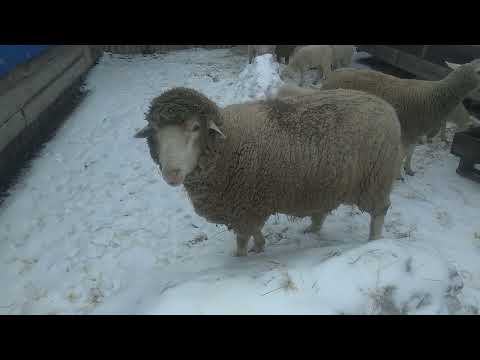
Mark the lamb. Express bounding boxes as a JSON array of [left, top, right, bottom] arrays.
[[275, 45, 297, 64], [330, 45, 355, 70], [321, 60, 480, 175], [283, 45, 334, 86], [134, 87, 402, 257], [248, 45, 277, 64]]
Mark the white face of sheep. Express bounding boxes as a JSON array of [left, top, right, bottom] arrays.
[[134, 116, 225, 187]]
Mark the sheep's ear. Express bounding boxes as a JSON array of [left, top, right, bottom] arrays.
[[134, 124, 154, 138], [208, 120, 226, 139], [446, 61, 462, 70]]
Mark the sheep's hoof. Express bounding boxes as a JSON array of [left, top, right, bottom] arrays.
[[303, 225, 319, 234], [249, 245, 265, 254], [397, 176, 406, 182], [234, 248, 248, 257]]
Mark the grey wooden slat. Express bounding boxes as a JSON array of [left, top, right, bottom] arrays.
[[23, 55, 89, 126], [0, 46, 85, 126]]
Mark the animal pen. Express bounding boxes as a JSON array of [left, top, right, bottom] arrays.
[[0, 45, 234, 197], [1, 44, 479, 315]]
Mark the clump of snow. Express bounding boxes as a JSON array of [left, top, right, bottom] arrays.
[[91, 239, 465, 315], [0, 48, 479, 315], [224, 54, 284, 105]]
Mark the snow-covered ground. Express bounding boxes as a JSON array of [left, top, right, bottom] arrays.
[[1, 48, 479, 314]]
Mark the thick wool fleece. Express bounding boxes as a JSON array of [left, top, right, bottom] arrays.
[[321, 64, 480, 147], [149, 89, 403, 238]]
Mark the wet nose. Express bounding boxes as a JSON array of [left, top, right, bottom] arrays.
[[163, 169, 184, 186]]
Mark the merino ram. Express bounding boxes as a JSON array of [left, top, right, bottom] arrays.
[[321, 60, 480, 175], [134, 87, 402, 256]]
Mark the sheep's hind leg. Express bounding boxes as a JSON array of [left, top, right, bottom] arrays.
[[304, 213, 327, 234], [249, 230, 266, 253], [369, 205, 389, 241], [299, 69, 305, 86], [440, 123, 447, 142], [234, 233, 251, 257], [403, 143, 416, 176], [314, 67, 323, 85]]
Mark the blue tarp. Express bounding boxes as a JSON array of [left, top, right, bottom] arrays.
[[0, 45, 51, 78]]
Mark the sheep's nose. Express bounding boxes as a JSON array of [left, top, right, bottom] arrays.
[[163, 169, 184, 187]]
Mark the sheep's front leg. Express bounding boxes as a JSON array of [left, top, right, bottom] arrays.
[[369, 213, 385, 240], [314, 67, 323, 85], [440, 123, 447, 142], [324, 63, 332, 79], [304, 213, 327, 234], [250, 230, 265, 253], [369, 205, 389, 241], [299, 69, 305, 86], [403, 143, 416, 176], [235, 233, 251, 257]]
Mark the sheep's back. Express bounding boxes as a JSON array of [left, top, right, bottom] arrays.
[[193, 90, 401, 221], [322, 69, 436, 142]]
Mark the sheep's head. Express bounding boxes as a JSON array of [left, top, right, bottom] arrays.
[[446, 59, 480, 94], [135, 87, 225, 187]]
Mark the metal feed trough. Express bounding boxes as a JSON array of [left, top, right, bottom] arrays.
[[450, 126, 480, 183]]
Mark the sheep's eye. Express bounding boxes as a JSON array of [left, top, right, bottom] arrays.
[[192, 123, 200, 132]]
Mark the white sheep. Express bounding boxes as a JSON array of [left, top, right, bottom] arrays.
[[283, 45, 334, 86], [321, 60, 480, 175], [330, 45, 355, 70], [248, 45, 277, 64], [134, 87, 402, 256]]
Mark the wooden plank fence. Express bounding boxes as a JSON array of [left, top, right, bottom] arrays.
[[0, 45, 98, 199], [93, 45, 234, 54]]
